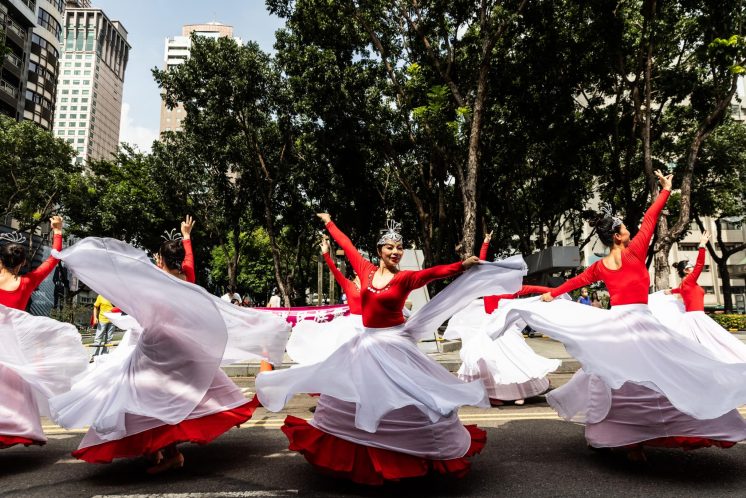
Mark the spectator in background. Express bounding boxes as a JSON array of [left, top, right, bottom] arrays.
[[591, 291, 603, 308], [577, 287, 591, 305], [92, 294, 116, 358], [221, 286, 241, 303], [268, 288, 282, 308], [52, 262, 69, 310], [241, 296, 253, 307]]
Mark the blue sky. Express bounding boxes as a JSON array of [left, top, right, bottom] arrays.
[[93, 0, 285, 151]]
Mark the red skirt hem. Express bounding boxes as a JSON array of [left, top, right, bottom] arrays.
[[0, 435, 44, 449], [281, 415, 486, 485], [628, 436, 737, 451], [72, 396, 260, 463]]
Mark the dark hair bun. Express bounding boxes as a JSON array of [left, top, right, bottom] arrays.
[[672, 260, 688, 278], [0, 243, 27, 274], [159, 240, 185, 272], [585, 211, 620, 247]]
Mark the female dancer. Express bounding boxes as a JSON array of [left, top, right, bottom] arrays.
[[256, 214, 526, 485], [1, 216, 64, 310], [50, 216, 290, 473], [503, 170, 746, 459], [446, 231, 560, 406], [285, 236, 362, 365], [0, 217, 88, 449], [654, 231, 746, 362], [445, 232, 559, 406]]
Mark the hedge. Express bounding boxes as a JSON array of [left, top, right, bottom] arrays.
[[710, 314, 746, 331]]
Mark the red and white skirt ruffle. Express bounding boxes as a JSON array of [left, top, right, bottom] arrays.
[[282, 415, 486, 485], [73, 396, 259, 463]]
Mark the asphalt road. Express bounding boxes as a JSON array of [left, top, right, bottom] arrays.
[[3, 386, 746, 498]]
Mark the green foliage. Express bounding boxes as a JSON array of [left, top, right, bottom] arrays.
[[0, 115, 79, 232], [710, 313, 746, 331], [210, 228, 275, 300]]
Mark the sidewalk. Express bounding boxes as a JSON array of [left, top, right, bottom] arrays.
[[221, 335, 578, 377], [93, 331, 746, 378]]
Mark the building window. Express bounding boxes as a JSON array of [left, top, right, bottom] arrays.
[[38, 8, 63, 42]]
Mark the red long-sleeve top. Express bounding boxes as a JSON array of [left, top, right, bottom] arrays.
[[479, 241, 550, 313], [484, 285, 554, 315], [550, 190, 670, 306], [182, 239, 195, 284], [0, 233, 63, 310], [671, 247, 706, 311], [323, 251, 361, 315], [326, 221, 463, 328]]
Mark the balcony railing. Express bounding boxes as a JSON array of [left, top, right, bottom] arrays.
[[0, 80, 18, 98], [6, 19, 27, 39], [5, 52, 22, 68]]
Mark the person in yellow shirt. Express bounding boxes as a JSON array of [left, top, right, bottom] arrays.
[[92, 295, 115, 358]]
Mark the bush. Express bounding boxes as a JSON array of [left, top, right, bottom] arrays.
[[709, 313, 746, 331]]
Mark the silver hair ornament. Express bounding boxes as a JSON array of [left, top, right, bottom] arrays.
[[600, 203, 623, 230], [0, 232, 27, 244], [377, 219, 403, 246], [161, 229, 183, 241]]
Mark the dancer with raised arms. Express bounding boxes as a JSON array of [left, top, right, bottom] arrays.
[[256, 214, 526, 484], [49, 216, 290, 473], [0, 216, 88, 449], [497, 170, 746, 461]]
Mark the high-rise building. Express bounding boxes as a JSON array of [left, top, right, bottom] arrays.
[[0, 1, 35, 121], [159, 22, 240, 134], [52, 0, 129, 163], [24, 0, 66, 129]]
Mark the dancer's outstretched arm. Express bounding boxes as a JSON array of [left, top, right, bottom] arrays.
[[318, 213, 373, 278], [627, 170, 672, 261], [180, 215, 196, 284], [26, 216, 64, 288]]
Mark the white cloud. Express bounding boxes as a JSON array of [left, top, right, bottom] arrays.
[[119, 102, 159, 153]]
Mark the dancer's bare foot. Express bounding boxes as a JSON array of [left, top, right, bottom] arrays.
[[149, 450, 164, 465], [146, 451, 184, 475], [514, 399, 525, 406]]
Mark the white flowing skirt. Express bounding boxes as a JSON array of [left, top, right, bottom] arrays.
[[0, 305, 88, 444], [648, 292, 746, 363], [494, 299, 746, 421], [551, 370, 746, 447], [286, 314, 363, 365], [445, 302, 560, 400], [49, 237, 290, 444], [256, 258, 527, 458]]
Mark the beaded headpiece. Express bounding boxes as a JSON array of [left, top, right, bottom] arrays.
[[161, 229, 183, 241], [685, 261, 695, 269], [0, 232, 26, 244], [377, 219, 403, 246], [601, 203, 623, 230]]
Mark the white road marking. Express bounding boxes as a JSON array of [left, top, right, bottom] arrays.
[[91, 492, 299, 498], [55, 457, 86, 464]]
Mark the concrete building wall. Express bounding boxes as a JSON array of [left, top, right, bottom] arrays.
[[159, 22, 240, 134]]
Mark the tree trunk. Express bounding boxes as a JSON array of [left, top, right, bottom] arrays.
[[719, 261, 733, 312], [460, 62, 489, 258]]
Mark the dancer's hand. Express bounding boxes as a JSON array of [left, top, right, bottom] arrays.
[[654, 169, 673, 191], [483, 230, 493, 244], [181, 215, 195, 240], [699, 230, 710, 247], [50, 215, 63, 234], [462, 255, 480, 269], [317, 213, 332, 224], [320, 237, 330, 254], [541, 292, 554, 302], [664, 289, 673, 295]]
